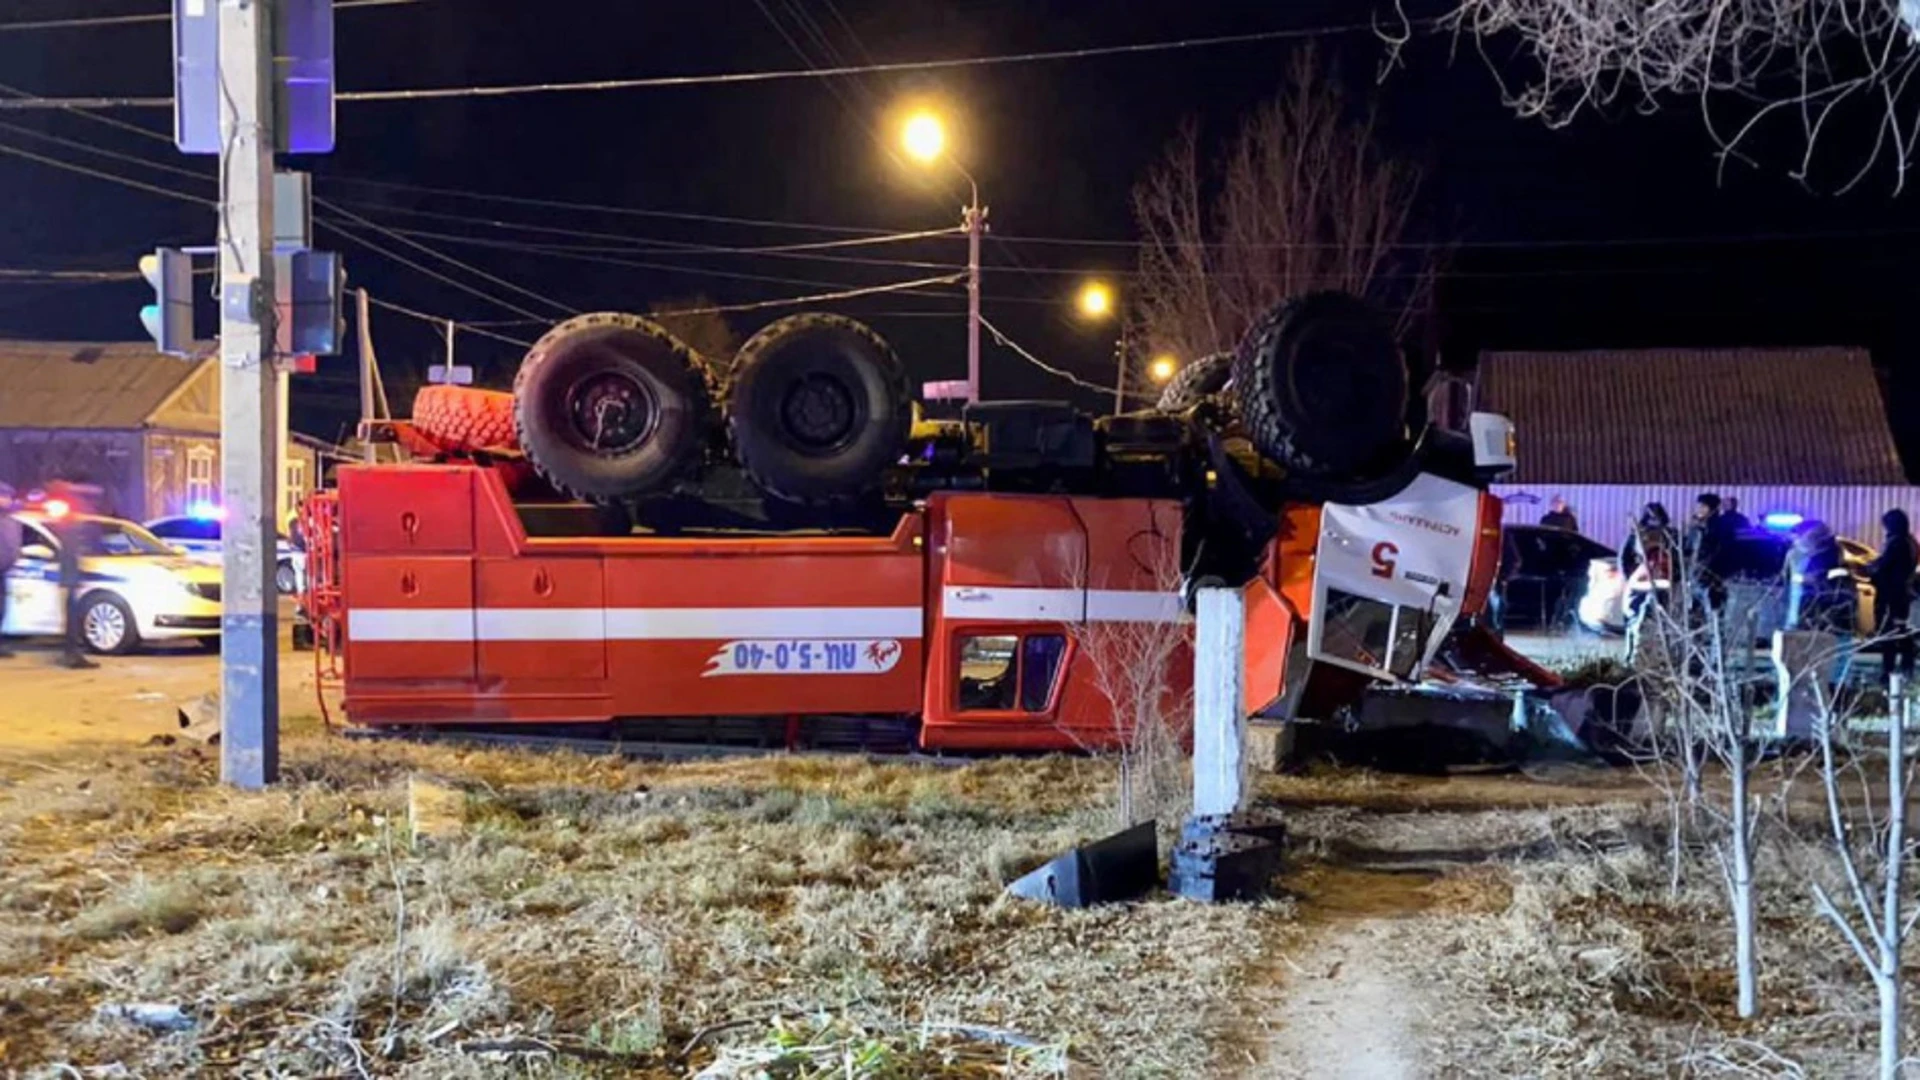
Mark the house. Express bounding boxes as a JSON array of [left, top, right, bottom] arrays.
[[1476, 346, 1917, 543], [0, 341, 323, 527]]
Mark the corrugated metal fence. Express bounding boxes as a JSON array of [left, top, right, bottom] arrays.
[[1493, 484, 1920, 545]]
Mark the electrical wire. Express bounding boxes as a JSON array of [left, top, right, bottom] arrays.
[[316, 197, 579, 317], [649, 273, 965, 315], [359, 222, 963, 273], [977, 314, 1118, 397], [314, 197, 959, 256], [0, 136, 213, 205], [0, 23, 1381, 109], [0, 0, 418, 33], [0, 117, 212, 182], [361, 293, 539, 349], [315, 216, 554, 324], [318, 175, 903, 235]]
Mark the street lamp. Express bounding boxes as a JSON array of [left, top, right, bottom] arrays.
[[900, 107, 986, 403], [1077, 280, 1114, 320], [1148, 354, 1179, 385]]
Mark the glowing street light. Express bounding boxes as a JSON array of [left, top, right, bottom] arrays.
[[1148, 354, 1179, 384], [1077, 280, 1115, 320], [898, 105, 986, 403], [901, 112, 947, 164]]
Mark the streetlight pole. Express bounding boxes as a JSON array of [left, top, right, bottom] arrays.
[[958, 171, 985, 404], [1112, 330, 1128, 415]]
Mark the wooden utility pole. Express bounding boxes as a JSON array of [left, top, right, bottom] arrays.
[[217, 0, 280, 788]]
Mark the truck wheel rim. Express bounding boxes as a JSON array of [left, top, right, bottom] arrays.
[[565, 370, 658, 455], [84, 602, 124, 651], [781, 372, 859, 454]]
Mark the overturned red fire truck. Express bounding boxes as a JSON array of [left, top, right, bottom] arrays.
[[302, 293, 1517, 752]]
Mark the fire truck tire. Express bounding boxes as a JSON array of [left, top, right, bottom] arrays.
[[1156, 351, 1232, 412], [411, 385, 518, 452], [726, 313, 910, 505], [1232, 292, 1410, 477], [514, 313, 712, 501]]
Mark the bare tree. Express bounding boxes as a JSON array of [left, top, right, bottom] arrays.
[[1628, 564, 1770, 1018], [1131, 46, 1432, 380], [1058, 517, 1194, 827], [1807, 671, 1917, 1078], [1409, 0, 1920, 191]]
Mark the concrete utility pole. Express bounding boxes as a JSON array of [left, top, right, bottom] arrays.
[[218, 0, 280, 789], [963, 191, 986, 403]]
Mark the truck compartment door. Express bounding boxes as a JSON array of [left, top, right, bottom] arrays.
[[476, 557, 607, 681], [344, 555, 476, 681]]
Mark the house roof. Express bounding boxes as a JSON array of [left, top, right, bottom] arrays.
[[0, 343, 209, 430], [1476, 347, 1906, 485]]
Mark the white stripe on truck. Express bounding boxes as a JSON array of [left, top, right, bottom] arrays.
[[347, 588, 1184, 644]]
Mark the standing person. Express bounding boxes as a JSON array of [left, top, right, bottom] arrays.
[[1868, 508, 1919, 686], [1785, 519, 1846, 633], [1540, 496, 1579, 533], [1490, 526, 1521, 634], [1686, 493, 1736, 614], [0, 483, 18, 659], [49, 482, 98, 670], [1622, 502, 1675, 644], [1722, 497, 1752, 533]]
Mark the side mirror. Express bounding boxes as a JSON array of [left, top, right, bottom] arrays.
[[21, 544, 53, 561]]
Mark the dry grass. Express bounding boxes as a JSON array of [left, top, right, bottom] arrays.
[[0, 736, 1283, 1078]]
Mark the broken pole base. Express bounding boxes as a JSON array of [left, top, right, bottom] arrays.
[[1169, 811, 1287, 903], [1005, 820, 1158, 908]]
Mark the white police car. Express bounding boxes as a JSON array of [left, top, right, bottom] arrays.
[[146, 506, 306, 595], [2, 511, 222, 654]]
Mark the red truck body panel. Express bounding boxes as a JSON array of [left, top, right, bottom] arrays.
[[332, 464, 1187, 750]]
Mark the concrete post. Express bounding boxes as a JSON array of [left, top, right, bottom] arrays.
[[1192, 587, 1247, 817], [218, 0, 280, 789]]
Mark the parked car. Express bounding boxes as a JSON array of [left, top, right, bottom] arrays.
[[2, 511, 222, 654], [1499, 525, 1614, 631], [145, 511, 306, 595], [1577, 529, 1797, 642]]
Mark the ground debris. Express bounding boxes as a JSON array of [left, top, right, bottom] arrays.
[[94, 1001, 195, 1033]]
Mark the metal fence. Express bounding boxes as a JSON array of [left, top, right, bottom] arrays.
[[1493, 483, 1920, 546]]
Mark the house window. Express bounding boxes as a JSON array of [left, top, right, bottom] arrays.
[[283, 459, 308, 521], [185, 445, 216, 508]]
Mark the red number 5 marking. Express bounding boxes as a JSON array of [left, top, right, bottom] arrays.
[[1370, 541, 1399, 579]]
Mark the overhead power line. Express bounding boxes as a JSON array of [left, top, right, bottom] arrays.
[[0, 23, 1381, 110], [0, 136, 213, 205], [316, 197, 579, 318], [650, 273, 966, 316], [977, 314, 1117, 397], [362, 294, 539, 349], [0, 0, 417, 33]]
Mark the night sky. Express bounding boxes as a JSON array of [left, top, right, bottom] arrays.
[[4, 0, 1920, 470]]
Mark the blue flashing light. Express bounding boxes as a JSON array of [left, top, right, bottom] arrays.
[[1763, 512, 1804, 532], [188, 501, 226, 523]]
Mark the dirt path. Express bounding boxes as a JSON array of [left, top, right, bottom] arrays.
[[1264, 918, 1425, 1080]]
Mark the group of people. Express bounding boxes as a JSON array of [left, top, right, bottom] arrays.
[[1613, 491, 1917, 682], [0, 481, 102, 669]]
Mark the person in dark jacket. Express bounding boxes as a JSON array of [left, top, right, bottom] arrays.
[[1784, 519, 1849, 633], [1686, 493, 1738, 612], [1489, 526, 1521, 633], [1869, 508, 1919, 685], [0, 482, 18, 659], [1540, 496, 1579, 533], [1721, 497, 1752, 533], [49, 481, 100, 670]]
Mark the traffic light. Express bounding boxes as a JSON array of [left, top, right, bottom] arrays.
[[275, 250, 347, 356], [138, 247, 194, 357]]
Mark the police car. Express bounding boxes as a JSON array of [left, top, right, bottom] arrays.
[[145, 505, 306, 595], [2, 509, 222, 654]]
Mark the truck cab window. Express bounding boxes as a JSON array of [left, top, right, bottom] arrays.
[[958, 634, 1018, 710], [1019, 634, 1066, 711], [957, 633, 1068, 713]]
